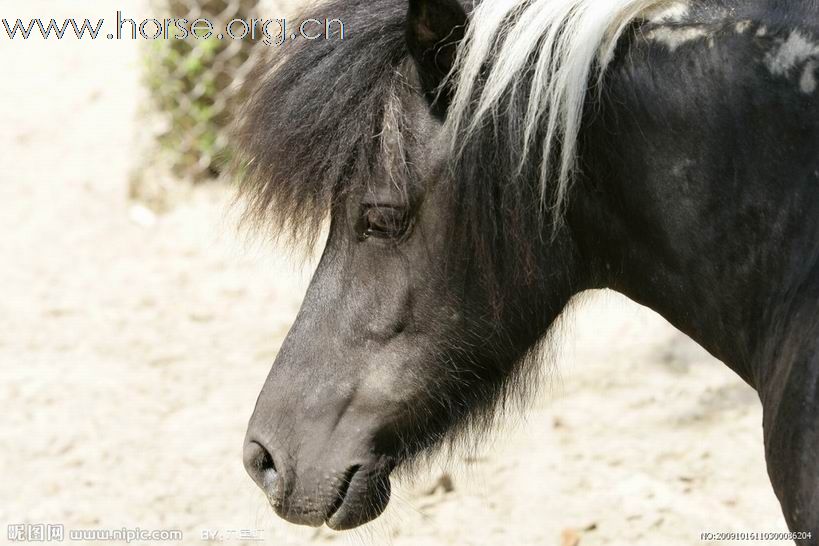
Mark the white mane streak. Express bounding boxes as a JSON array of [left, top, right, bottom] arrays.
[[446, 0, 685, 218]]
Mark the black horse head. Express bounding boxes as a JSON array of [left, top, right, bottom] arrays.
[[236, 0, 578, 529]]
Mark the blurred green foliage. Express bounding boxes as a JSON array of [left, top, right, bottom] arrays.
[[142, 0, 261, 181]]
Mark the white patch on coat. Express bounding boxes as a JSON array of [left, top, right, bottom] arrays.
[[765, 31, 819, 76], [801, 60, 818, 94], [643, 1, 689, 23], [735, 20, 752, 34], [646, 25, 709, 51]]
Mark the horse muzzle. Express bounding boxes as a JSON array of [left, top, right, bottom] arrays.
[[242, 431, 393, 530]]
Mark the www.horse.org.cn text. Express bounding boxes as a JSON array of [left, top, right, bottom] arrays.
[[0, 11, 346, 46]]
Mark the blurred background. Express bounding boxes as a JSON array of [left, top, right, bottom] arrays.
[[0, 0, 790, 544]]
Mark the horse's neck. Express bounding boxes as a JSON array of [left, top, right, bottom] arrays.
[[572, 17, 819, 389]]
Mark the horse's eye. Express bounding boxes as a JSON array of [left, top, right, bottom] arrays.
[[358, 205, 409, 240]]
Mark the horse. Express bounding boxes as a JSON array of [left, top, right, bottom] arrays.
[[235, 0, 819, 540]]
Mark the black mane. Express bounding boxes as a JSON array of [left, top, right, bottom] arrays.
[[234, 0, 412, 246], [234, 0, 547, 302]]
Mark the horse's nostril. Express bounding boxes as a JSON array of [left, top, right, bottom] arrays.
[[243, 441, 280, 500], [258, 449, 278, 491]]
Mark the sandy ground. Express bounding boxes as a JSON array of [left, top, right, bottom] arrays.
[[0, 1, 789, 545]]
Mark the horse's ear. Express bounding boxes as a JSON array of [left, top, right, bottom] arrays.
[[406, 0, 467, 99]]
